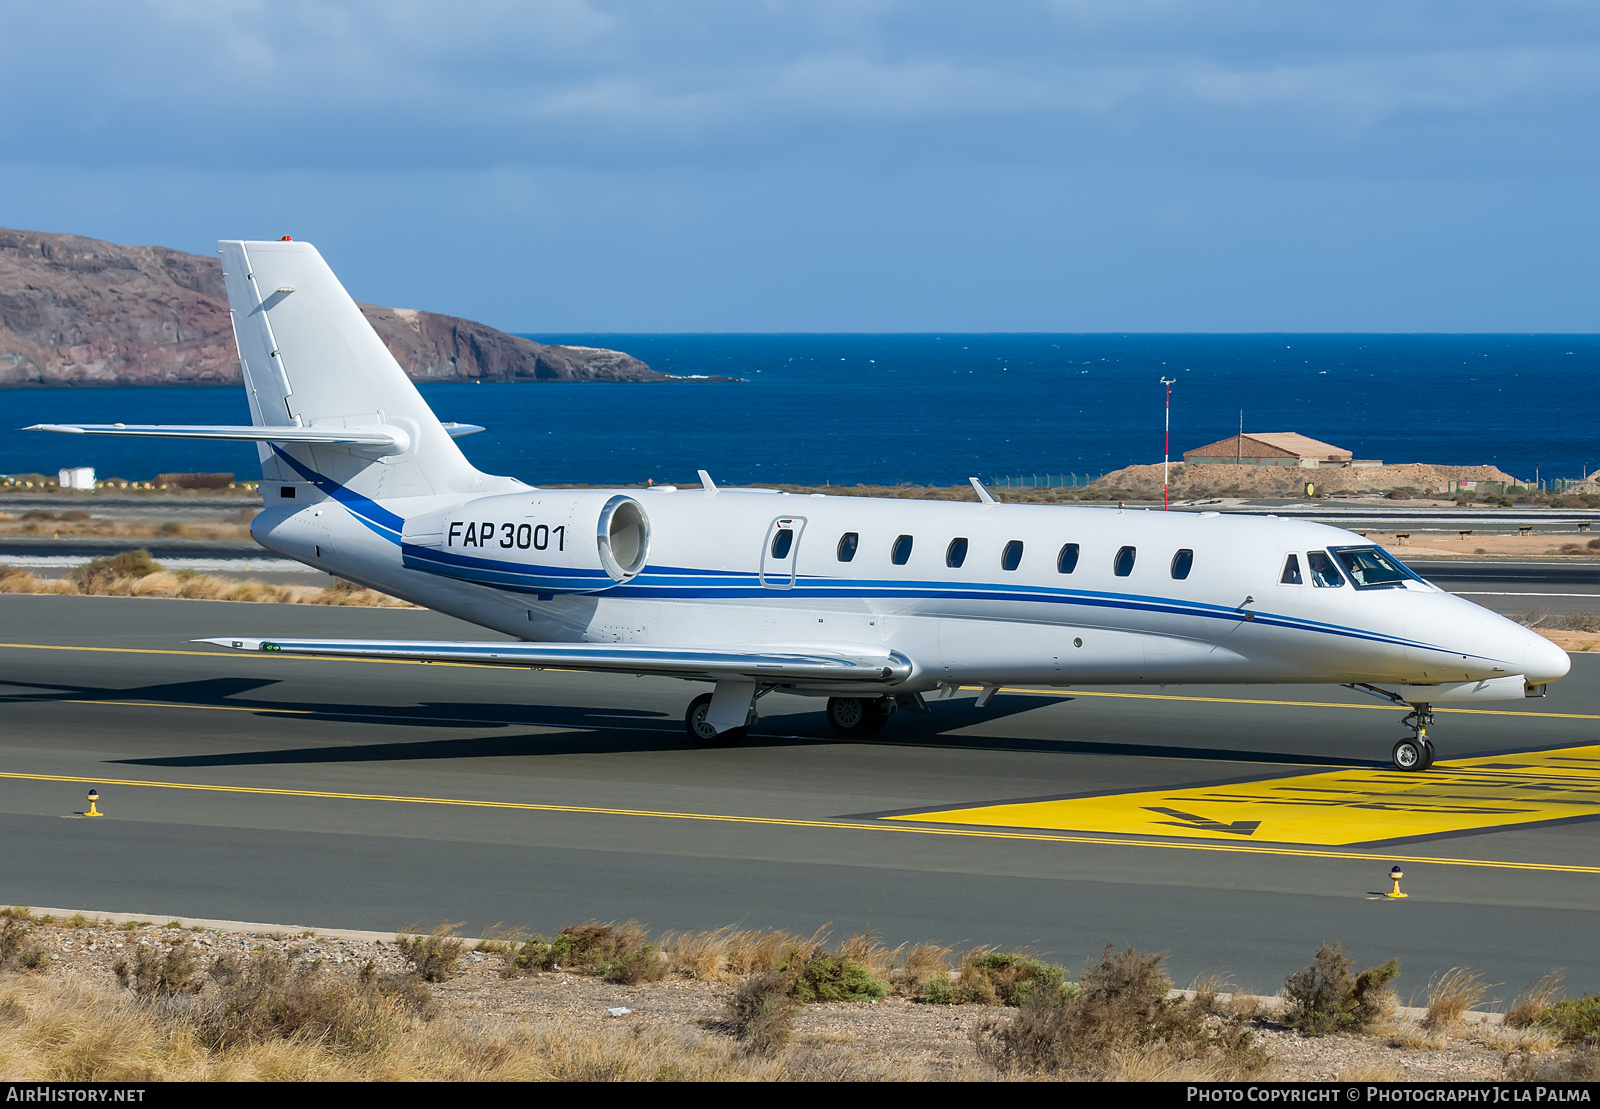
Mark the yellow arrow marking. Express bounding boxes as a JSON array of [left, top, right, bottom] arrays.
[[892, 745, 1600, 846]]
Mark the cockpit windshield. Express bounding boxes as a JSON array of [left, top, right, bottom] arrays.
[[1330, 545, 1422, 590]]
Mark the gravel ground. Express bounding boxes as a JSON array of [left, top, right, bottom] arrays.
[[9, 914, 1571, 1082]]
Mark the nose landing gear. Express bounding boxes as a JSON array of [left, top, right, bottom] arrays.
[[1392, 706, 1436, 771], [684, 691, 759, 748]]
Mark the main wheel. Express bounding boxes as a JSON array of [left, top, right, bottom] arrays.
[[826, 696, 893, 736], [1419, 738, 1436, 770], [1392, 738, 1424, 772], [685, 692, 749, 748]]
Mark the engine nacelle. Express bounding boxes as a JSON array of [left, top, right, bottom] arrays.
[[400, 490, 650, 595]]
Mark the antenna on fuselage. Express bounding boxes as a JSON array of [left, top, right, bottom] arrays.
[[969, 477, 997, 504], [698, 469, 719, 496]]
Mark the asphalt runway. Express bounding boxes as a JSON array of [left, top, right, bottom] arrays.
[[1410, 560, 1600, 617], [1, 593, 1597, 998]]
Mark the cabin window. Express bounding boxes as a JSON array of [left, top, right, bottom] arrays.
[[891, 534, 914, 565], [1057, 543, 1080, 574], [836, 533, 858, 562], [1332, 545, 1416, 590], [946, 537, 968, 568], [1001, 540, 1024, 571], [770, 528, 794, 560], [1171, 549, 1194, 580], [1306, 550, 1344, 587], [1113, 546, 1136, 577], [1280, 554, 1303, 585]]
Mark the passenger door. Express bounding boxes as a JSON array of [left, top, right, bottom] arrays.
[[759, 516, 805, 589]]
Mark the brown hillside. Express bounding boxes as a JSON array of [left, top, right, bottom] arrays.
[[0, 228, 660, 387]]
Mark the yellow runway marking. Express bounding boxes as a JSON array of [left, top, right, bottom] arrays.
[[893, 746, 1600, 846], [1, 770, 1597, 876]]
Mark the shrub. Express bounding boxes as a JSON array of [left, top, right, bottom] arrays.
[[1539, 995, 1600, 1044], [972, 944, 1266, 1078], [0, 919, 48, 973], [504, 921, 665, 985], [113, 943, 203, 997], [724, 971, 797, 1056], [201, 948, 431, 1053], [1281, 943, 1399, 1035], [396, 926, 464, 983], [782, 948, 888, 1003], [69, 549, 163, 592], [949, 950, 1070, 1007]]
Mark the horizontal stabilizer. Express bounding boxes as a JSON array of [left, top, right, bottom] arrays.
[[197, 637, 912, 684], [27, 422, 483, 446], [28, 422, 402, 446]]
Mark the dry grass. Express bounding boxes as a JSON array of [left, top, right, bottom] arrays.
[[1473, 1024, 1561, 1053], [1422, 968, 1491, 1032], [1387, 1021, 1448, 1051], [1507, 971, 1564, 1029], [0, 560, 409, 607], [0, 973, 800, 1081], [891, 944, 954, 999]]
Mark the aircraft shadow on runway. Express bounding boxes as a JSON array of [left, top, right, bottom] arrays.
[[29, 680, 1390, 770]]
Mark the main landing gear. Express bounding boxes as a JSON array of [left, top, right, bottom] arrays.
[[1391, 705, 1436, 772], [825, 696, 896, 736]]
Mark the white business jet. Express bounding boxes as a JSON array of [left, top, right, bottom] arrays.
[[29, 239, 1571, 772]]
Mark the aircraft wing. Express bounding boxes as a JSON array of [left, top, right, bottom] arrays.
[[196, 637, 912, 684]]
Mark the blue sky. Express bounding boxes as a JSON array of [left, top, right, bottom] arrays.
[[2, 1, 1597, 332]]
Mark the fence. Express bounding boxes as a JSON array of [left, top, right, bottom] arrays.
[[987, 473, 1104, 489], [1450, 479, 1587, 495]]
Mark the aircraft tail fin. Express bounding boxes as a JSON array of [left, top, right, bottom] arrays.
[[29, 240, 503, 500], [217, 238, 490, 496]]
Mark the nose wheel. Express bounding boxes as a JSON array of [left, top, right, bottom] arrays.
[[685, 692, 754, 747], [1392, 707, 1436, 771]]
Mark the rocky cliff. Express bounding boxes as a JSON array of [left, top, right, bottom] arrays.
[[0, 228, 661, 386]]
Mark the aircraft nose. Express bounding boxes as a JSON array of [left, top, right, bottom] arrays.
[[1519, 626, 1572, 684]]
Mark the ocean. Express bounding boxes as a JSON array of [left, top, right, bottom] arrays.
[[2, 334, 1596, 487]]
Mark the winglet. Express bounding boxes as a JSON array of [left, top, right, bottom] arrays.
[[698, 469, 719, 496], [969, 477, 997, 504]]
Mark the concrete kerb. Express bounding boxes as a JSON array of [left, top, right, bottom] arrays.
[[3, 904, 437, 945]]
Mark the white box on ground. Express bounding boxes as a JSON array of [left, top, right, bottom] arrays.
[[58, 467, 95, 490]]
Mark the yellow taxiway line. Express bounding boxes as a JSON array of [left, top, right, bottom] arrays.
[[2, 769, 1597, 876]]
